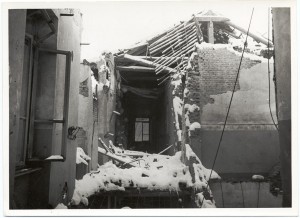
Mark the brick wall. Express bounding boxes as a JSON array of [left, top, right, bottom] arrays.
[[188, 47, 260, 114]]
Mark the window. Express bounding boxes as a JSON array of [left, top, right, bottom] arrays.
[[16, 39, 72, 164], [16, 35, 34, 166], [135, 118, 149, 142]]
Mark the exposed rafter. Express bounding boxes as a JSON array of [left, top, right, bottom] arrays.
[[116, 66, 155, 72]]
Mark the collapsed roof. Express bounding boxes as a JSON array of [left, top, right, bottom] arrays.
[[115, 10, 273, 86]]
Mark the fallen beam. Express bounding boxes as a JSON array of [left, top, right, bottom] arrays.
[[98, 137, 113, 153], [123, 54, 177, 74], [116, 66, 156, 72], [225, 20, 273, 47], [98, 147, 136, 167], [115, 56, 188, 63], [195, 16, 230, 22], [141, 56, 188, 61]]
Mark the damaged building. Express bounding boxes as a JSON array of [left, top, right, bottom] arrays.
[[8, 8, 291, 210]]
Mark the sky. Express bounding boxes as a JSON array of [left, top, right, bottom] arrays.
[[79, 1, 273, 60]]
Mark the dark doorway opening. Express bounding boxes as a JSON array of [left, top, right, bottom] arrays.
[[117, 67, 171, 154]]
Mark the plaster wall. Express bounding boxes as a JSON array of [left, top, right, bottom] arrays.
[[49, 9, 82, 207], [97, 55, 117, 164], [78, 65, 95, 172]]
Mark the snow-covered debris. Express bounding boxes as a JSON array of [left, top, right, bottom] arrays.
[[252, 175, 265, 181], [185, 104, 200, 113], [91, 74, 98, 92], [76, 147, 91, 165], [189, 122, 201, 131], [72, 145, 220, 206], [171, 73, 182, 93], [45, 155, 64, 160], [98, 146, 137, 167], [185, 113, 191, 127], [54, 203, 68, 209], [173, 96, 183, 141], [195, 193, 216, 208], [98, 79, 110, 92]]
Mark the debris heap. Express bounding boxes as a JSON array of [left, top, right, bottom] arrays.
[[72, 143, 220, 208]]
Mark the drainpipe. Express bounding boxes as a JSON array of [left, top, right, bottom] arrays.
[[37, 9, 57, 43]]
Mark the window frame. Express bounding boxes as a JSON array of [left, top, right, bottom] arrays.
[[17, 45, 72, 165], [134, 118, 150, 142]]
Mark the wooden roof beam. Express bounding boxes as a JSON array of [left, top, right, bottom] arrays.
[[116, 65, 155, 72], [115, 56, 188, 63], [195, 16, 230, 22], [224, 20, 273, 47], [123, 54, 177, 74]]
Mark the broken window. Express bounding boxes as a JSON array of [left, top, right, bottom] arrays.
[[134, 118, 149, 142]]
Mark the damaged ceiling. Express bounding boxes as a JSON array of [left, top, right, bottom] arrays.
[[114, 10, 273, 88]]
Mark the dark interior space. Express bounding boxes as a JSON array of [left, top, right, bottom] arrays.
[[118, 68, 170, 153]]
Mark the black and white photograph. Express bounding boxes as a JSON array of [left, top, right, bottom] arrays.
[[2, 0, 297, 216]]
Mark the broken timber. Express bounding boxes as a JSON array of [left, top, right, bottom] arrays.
[[98, 146, 136, 168], [224, 20, 273, 46], [122, 54, 177, 74], [116, 66, 155, 72]]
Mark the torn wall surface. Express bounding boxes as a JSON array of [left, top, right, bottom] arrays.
[[187, 43, 279, 175]]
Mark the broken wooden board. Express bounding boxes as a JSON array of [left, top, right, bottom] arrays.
[[98, 147, 136, 168], [123, 54, 177, 74]]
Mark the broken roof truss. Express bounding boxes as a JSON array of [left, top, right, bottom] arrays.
[[115, 10, 273, 86]]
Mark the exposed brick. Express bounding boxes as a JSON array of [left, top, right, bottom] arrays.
[[186, 48, 260, 119]]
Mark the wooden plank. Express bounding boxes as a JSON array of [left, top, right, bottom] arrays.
[[149, 23, 195, 54], [98, 137, 112, 153], [142, 56, 188, 61], [149, 18, 194, 48], [194, 17, 203, 42], [98, 146, 136, 167], [208, 21, 214, 44], [161, 27, 196, 54], [115, 56, 188, 64], [195, 16, 230, 22], [123, 54, 176, 74], [158, 144, 174, 155], [219, 28, 241, 39], [116, 66, 156, 72], [156, 39, 197, 73]]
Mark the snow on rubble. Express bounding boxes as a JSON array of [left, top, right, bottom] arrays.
[[76, 147, 91, 165], [71, 144, 220, 207]]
